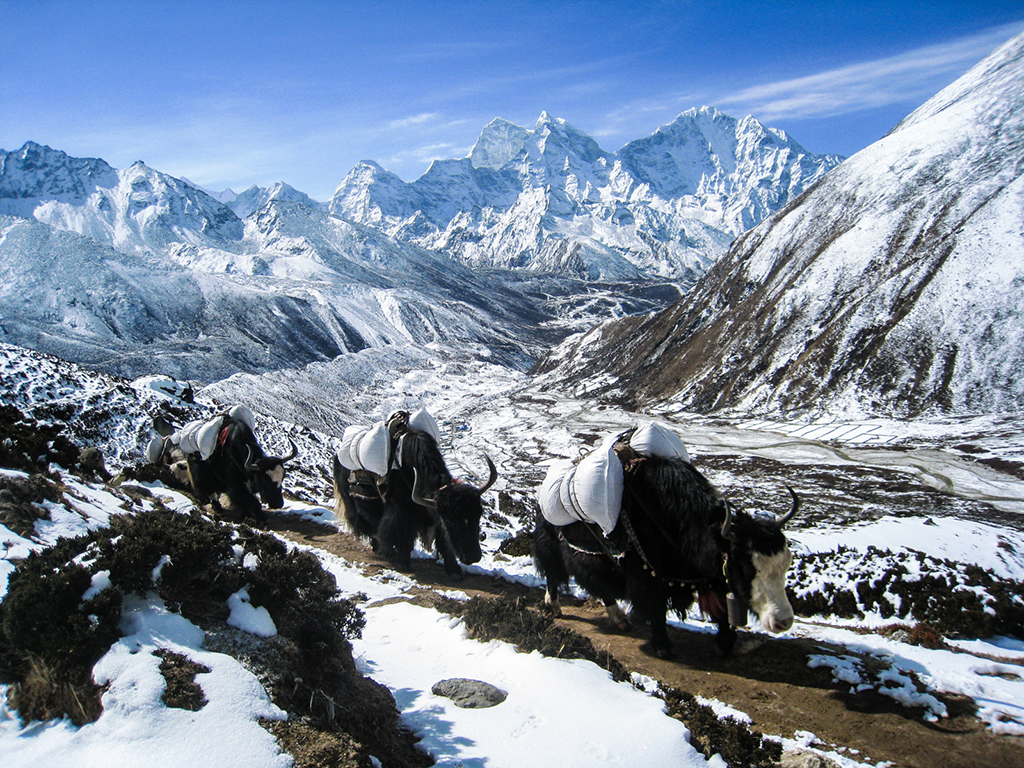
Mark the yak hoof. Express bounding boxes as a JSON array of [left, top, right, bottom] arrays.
[[604, 604, 631, 632], [654, 644, 676, 660], [732, 635, 767, 655], [543, 593, 562, 617]]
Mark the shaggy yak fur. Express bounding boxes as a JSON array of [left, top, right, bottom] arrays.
[[533, 452, 797, 658], [186, 417, 297, 524], [334, 417, 497, 578]]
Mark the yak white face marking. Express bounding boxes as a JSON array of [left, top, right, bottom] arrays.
[[267, 465, 285, 485], [749, 546, 794, 634]]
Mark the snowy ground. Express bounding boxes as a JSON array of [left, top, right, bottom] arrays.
[[2, 344, 1024, 766]]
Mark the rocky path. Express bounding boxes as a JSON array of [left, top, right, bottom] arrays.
[[270, 514, 1024, 768]]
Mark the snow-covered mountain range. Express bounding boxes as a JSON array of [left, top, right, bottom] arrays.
[[535, 31, 1024, 419], [330, 108, 842, 281], [0, 107, 832, 386]]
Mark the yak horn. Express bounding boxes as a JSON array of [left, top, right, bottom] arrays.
[[245, 445, 260, 472], [721, 501, 738, 542], [776, 486, 800, 527], [280, 438, 298, 463], [411, 467, 437, 509], [479, 455, 498, 493]]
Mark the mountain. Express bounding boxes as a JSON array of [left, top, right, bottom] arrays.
[[329, 109, 843, 283], [226, 181, 327, 219], [534, 32, 1024, 419], [3, 107, 821, 385], [0, 141, 583, 381], [0, 142, 243, 254]]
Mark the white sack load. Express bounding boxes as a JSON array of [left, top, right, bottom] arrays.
[[408, 406, 441, 444], [338, 422, 391, 476], [538, 434, 624, 535], [226, 404, 256, 433], [630, 422, 690, 462], [145, 434, 167, 464], [145, 406, 258, 464], [174, 415, 225, 461]]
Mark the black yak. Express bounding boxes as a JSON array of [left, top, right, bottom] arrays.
[[334, 410, 497, 578], [534, 443, 797, 659], [186, 415, 297, 525]]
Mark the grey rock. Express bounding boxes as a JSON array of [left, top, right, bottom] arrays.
[[431, 678, 507, 709], [781, 748, 844, 768]]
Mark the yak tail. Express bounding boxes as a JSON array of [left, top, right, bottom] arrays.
[[332, 454, 351, 523]]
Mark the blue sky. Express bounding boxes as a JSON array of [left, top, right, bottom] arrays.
[[2, 1, 1022, 201]]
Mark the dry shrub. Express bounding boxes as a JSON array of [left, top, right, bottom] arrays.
[[0, 473, 65, 538], [661, 685, 782, 767], [155, 649, 210, 711], [0, 536, 122, 724], [0, 403, 80, 474]]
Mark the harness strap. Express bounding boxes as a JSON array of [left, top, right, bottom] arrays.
[[618, 455, 727, 592]]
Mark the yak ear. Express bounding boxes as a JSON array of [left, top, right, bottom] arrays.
[[411, 467, 437, 509], [776, 486, 800, 527]]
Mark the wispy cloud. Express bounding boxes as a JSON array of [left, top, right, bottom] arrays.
[[714, 23, 1023, 122], [387, 113, 442, 130]]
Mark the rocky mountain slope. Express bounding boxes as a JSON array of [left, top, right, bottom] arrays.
[[330, 108, 842, 282], [534, 31, 1024, 419]]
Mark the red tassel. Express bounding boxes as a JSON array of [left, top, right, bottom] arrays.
[[697, 590, 726, 621]]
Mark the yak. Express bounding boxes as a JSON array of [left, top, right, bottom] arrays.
[[334, 411, 497, 578], [186, 415, 297, 525], [533, 448, 798, 658]]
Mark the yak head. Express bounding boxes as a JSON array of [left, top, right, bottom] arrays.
[[412, 456, 498, 565], [245, 439, 298, 510], [720, 488, 799, 634]]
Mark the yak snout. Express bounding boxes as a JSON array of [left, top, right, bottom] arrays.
[[749, 547, 795, 634]]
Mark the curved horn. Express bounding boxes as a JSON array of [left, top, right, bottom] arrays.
[[776, 485, 800, 527], [411, 467, 437, 509], [280, 438, 298, 463], [478, 455, 498, 494], [721, 501, 738, 542], [245, 445, 260, 472]]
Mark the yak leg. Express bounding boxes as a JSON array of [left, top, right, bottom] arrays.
[[603, 600, 631, 631], [648, 609, 675, 659], [533, 515, 570, 615], [543, 582, 562, 616], [713, 617, 738, 657], [431, 527, 465, 579], [377, 501, 417, 571], [629, 579, 674, 659]]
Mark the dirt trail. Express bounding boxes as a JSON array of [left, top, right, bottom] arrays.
[[271, 515, 1024, 768]]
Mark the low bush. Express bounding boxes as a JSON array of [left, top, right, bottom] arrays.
[[0, 507, 365, 726]]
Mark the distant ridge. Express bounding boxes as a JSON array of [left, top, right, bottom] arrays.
[[329, 108, 842, 282]]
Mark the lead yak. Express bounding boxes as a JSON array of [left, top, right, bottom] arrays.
[[334, 410, 497, 578], [533, 442, 798, 658]]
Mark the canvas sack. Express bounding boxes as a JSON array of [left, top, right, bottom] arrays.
[[630, 421, 690, 462], [338, 422, 391, 477], [538, 434, 624, 535], [408, 405, 441, 444], [173, 415, 225, 461]]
